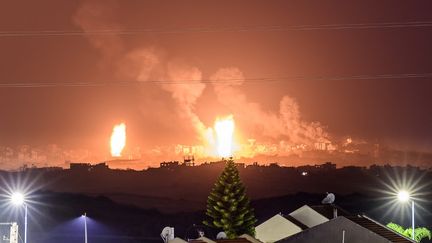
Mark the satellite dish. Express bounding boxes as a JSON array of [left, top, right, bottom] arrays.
[[321, 192, 335, 204], [161, 226, 174, 243], [216, 232, 227, 239]]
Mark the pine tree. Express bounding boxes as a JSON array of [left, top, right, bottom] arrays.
[[203, 159, 257, 239]]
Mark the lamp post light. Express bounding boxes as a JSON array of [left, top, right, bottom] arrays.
[[10, 192, 28, 243], [82, 213, 88, 243], [398, 190, 415, 241]]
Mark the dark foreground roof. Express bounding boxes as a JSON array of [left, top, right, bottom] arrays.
[[282, 214, 309, 230], [277, 216, 414, 243], [189, 237, 259, 243], [311, 205, 412, 242], [217, 239, 256, 243], [347, 215, 414, 243], [310, 204, 350, 219]]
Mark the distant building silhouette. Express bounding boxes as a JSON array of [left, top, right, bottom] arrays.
[[297, 162, 336, 174], [69, 162, 109, 172], [183, 155, 195, 166], [160, 161, 180, 168], [159, 156, 195, 169]]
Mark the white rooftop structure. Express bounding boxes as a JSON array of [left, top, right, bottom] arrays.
[[195, 236, 217, 243], [288, 205, 329, 228], [168, 237, 188, 243], [255, 214, 302, 243]]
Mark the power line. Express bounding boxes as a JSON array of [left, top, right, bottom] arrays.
[[1, 21, 432, 37], [0, 73, 431, 88]]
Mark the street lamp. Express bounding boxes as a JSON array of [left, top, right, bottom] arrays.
[[397, 190, 415, 241], [82, 213, 88, 243], [10, 192, 28, 243]]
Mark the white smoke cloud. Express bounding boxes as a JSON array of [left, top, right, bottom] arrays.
[[162, 62, 209, 137], [73, 0, 124, 66], [73, 0, 330, 158], [119, 47, 210, 142], [73, 0, 210, 143], [211, 67, 330, 146], [118, 47, 161, 81]]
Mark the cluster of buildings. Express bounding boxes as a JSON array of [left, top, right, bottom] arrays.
[[69, 162, 110, 172], [158, 157, 338, 174], [0, 137, 373, 169], [0, 144, 99, 169], [173, 137, 379, 158], [164, 204, 414, 243], [3, 137, 431, 171]]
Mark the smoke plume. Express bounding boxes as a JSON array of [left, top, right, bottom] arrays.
[[73, 0, 330, 157], [73, 0, 124, 67], [73, 0, 210, 143], [211, 67, 329, 146]]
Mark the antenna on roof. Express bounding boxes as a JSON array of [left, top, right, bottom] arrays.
[[161, 226, 174, 243], [321, 192, 335, 204]]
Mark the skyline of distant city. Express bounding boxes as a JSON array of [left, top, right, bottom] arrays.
[[1, 137, 430, 171]]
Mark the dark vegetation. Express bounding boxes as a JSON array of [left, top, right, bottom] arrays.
[[0, 190, 430, 243], [0, 163, 430, 242]]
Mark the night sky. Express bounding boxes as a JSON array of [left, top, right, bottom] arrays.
[[0, 0, 431, 163]]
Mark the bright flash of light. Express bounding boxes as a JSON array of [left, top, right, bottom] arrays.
[[0, 174, 47, 227], [10, 192, 25, 206], [397, 190, 410, 202], [110, 123, 126, 157], [368, 168, 431, 224], [214, 115, 235, 158]]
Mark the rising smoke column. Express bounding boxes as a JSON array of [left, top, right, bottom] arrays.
[[161, 61, 209, 138], [73, 0, 124, 68], [279, 96, 328, 144], [73, 0, 330, 159], [210, 67, 330, 148], [73, 0, 212, 146], [120, 50, 212, 144]]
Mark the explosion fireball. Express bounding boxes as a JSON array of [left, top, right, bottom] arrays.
[[214, 115, 235, 158], [110, 123, 126, 157]]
